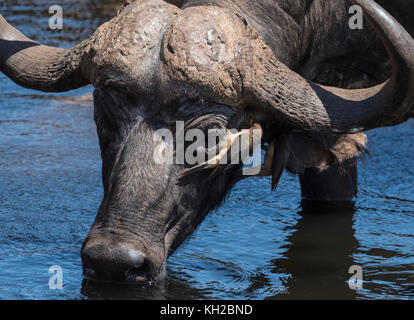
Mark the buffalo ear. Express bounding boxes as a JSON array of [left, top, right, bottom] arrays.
[[328, 133, 368, 162], [285, 133, 368, 174]]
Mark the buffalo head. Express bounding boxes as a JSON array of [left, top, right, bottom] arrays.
[[0, 0, 413, 282]]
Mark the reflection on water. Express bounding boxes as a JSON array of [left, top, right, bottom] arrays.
[[271, 201, 358, 300], [0, 0, 413, 300], [81, 274, 210, 300]]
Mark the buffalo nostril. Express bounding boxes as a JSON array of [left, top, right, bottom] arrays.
[[81, 244, 147, 281]]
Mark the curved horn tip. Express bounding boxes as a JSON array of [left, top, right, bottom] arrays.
[[0, 14, 90, 92]]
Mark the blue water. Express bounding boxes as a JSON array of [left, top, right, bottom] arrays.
[[0, 0, 413, 300]]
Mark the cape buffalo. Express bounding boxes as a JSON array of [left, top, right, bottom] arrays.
[[0, 0, 413, 283]]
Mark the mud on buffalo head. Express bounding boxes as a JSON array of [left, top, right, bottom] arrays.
[[0, 0, 413, 282]]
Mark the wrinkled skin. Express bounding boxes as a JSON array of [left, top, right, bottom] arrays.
[[87, 88, 250, 280], [0, 0, 413, 282], [82, 0, 411, 282]]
